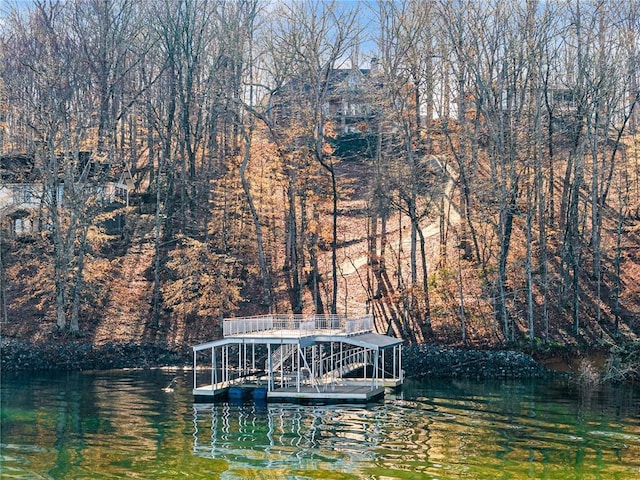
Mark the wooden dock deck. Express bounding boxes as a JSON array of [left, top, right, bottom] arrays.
[[193, 378, 255, 398], [192, 314, 404, 404], [267, 385, 386, 402], [194, 383, 387, 403]]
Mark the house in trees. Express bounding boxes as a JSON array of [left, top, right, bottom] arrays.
[[325, 59, 380, 136], [0, 154, 42, 236], [268, 58, 381, 159], [549, 86, 578, 114], [0, 152, 134, 238], [546, 86, 581, 131]]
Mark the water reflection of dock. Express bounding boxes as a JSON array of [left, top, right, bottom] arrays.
[[192, 314, 403, 403], [192, 402, 388, 467]]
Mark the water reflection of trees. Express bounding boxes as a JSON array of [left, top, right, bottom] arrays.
[[30, 371, 189, 477]]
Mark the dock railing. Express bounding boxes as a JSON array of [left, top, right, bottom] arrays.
[[223, 315, 274, 336], [222, 314, 373, 337], [345, 316, 374, 335]]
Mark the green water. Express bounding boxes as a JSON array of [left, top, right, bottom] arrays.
[[1, 370, 639, 479]]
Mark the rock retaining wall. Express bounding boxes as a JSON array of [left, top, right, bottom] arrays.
[[2, 340, 551, 379]]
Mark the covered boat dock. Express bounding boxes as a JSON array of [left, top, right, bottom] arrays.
[[192, 314, 404, 403]]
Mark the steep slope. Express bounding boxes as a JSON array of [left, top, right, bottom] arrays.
[[92, 223, 155, 344]]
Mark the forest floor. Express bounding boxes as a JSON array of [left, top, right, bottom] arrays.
[[2, 150, 640, 375], [329, 154, 640, 352]]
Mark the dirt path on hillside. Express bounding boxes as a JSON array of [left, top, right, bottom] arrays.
[[338, 159, 460, 277], [92, 214, 156, 344]]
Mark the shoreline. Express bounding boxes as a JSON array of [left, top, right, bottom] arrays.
[[1, 339, 555, 380], [0, 339, 188, 372], [402, 344, 554, 379]]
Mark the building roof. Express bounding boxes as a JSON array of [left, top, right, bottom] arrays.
[[0, 154, 37, 183], [1, 152, 130, 185]]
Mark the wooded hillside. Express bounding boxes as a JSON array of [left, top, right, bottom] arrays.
[[1, 0, 639, 350]]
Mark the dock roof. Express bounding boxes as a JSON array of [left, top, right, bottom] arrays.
[[325, 332, 403, 350], [193, 331, 402, 352], [192, 314, 402, 352]]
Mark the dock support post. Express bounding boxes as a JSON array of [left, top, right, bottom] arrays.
[[223, 345, 228, 383], [330, 342, 334, 375], [363, 348, 367, 382], [280, 343, 284, 388], [318, 345, 323, 386], [212, 346, 216, 387], [267, 343, 273, 392], [193, 350, 197, 390], [393, 346, 397, 379], [373, 349, 379, 390], [296, 345, 300, 392]]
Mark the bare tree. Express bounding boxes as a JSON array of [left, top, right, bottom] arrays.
[[257, 0, 360, 314], [372, 0, 440, 342], [2, 1, 111, 333]]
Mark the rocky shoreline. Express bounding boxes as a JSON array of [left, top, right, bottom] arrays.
[[2, 339, 553, 379], [0, 340, 189, 372], [402, 344, 552, 379]]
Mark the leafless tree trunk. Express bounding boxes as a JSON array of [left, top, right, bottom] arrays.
[[240, 129, 272, 307]]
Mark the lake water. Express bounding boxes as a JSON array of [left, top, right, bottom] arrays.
[[1, 369, 639, 479]]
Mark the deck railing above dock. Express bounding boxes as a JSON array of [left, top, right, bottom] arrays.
[[222, 314, 374, 338]]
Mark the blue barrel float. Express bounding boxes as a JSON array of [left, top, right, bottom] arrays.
[[253, 387, 268, 402], [228, 386, 246, 400]]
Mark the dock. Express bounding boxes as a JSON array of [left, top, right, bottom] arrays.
[[192, 314, 404, 403]]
